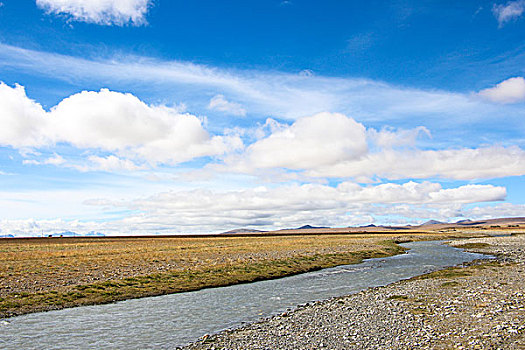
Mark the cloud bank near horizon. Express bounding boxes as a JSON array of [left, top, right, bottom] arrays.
[[0, 181, 513, 237]]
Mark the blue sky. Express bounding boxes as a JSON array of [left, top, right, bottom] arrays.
[[0, 0, 524, 236]]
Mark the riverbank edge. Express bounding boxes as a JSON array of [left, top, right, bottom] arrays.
[[1, 238, 411, 319], [183, 237, 511, 349], [1, 232, 492, 319]]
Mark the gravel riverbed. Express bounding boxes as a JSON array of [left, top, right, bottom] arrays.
[[184, 234, 525, 350]]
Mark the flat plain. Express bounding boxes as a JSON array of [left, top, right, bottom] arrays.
[[0, 230, 481, 318]]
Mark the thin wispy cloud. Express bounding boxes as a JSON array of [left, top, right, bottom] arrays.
[[0, 43, 518, 128], [36, 0, 153, 26], [208, 94, 247, 116], [493, 0, 525, 26], [346, 32, 375, 55]]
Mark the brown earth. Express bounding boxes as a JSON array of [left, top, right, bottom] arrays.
[[0, 231, 480, 318]]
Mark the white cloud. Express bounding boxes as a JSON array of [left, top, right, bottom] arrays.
[[0, 45, 522, 236], [0, 83, 242, 167], [466, 202, 525, 218], [208, 94, 247, 116], [229, 112, 368, 170], [1, 43, 523, 161], [48, 89, 242, 164], [346, 32, 375, 54], [45, 154, 66, 166], [36, 0, 152, 25], [22, 153, 145, 172], [493, 0, 525, 26], [0, 43, 507, 126], [0, 180, 511, 236], [0, 83, 49, 148], [76, 181, 504, 233], [338, 181, 505, 204], [0, 217, 112, 237], [427, 184, 506, 203], [478, 77, 525, 103], [88, 155, 143, 171], [307, 146, 525, 181], [23, 154, 66, 166], [5, 86, 525, 182], [368, 126, 430, 149], [65, 155, 146, 172], [219, 112, 525, 181]]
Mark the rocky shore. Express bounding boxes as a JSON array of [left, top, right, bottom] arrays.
[[185, 234, 525, 349]]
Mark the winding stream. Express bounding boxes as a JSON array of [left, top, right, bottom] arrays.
[[0, 240, 490, 349]]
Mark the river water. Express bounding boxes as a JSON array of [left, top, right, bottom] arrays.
[[0, 240, 490, 349]]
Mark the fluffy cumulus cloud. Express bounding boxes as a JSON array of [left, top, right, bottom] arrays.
[[230, 112, 368, 170], [4, 86, 525, 181], [48, 89, 242, 164], [36, 0, 152, 25], [220, 112, 525, 181], [493, 0, 525, 26], [0, 83, 48, 147], [0, 83, 241, 169], [208, 94, 247, 116], [478, 77, 525, 103]]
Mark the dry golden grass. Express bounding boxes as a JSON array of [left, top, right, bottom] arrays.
[[0, 231, 480, 318]]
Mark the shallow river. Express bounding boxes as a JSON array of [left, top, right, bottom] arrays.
[[0, 240, 490, 349]]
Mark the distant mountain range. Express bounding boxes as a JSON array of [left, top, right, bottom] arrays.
[[421, 220, 444, 226], [418, 217, 525, 228], [220, 228, 266, 234], [223, 217, 525, 236], [0, 231, 106, 238], [296, 225, 329, 230], [41, 231, 106, 238], [2, 217, 524, 238]]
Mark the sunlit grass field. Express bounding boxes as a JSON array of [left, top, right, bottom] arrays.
[[0, 232, 479, 318]]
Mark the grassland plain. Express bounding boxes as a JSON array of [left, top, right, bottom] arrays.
[[0, 232, 482, 318]]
